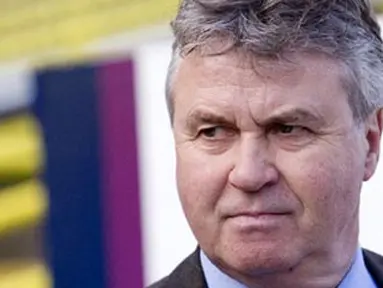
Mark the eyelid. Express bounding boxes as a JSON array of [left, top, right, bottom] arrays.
[[198, 122, 235, 131], [197, 125, 236, 139], [198, 125, 223, 134]]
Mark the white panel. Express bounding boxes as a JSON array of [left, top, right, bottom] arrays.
[[360, 148, 383, 255], [0, 62, 34, 114], [134, 39, 197, 286]]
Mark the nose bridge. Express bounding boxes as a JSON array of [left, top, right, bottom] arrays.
[[229, 134, 277, 191], [239, 134, 267, 172]]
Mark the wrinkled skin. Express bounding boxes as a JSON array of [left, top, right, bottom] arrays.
[[172, 51, 383, 288]]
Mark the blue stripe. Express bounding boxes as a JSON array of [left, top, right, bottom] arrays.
[[34, 66, 106, 288]]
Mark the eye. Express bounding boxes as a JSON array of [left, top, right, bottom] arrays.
[[198, 126, 235, 140], [277, 124, 295, 134], [267, 123, 315, 149], [200, 127, 219, 138], [268, 124, 309, 135]]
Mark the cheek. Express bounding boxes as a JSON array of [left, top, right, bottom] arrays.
[[175, 147, 232, 220], [276, 145, 363, 232]]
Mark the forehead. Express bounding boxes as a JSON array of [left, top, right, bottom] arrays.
[[175, 50, 343, 88], [172, 51, 351, 122]]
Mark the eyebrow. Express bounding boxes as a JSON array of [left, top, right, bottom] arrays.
[[185, 107, 324, 131], [185, 110, 234, 130], [258, 108, 324, 126]]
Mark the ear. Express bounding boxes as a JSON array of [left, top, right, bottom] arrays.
[[363, 108, 383, 181]]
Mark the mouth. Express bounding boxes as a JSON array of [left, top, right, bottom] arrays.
[[227, 209, 293, 218], [226, 211, 292, 230]]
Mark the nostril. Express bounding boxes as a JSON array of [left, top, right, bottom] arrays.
[[228, 162, 279, 193]]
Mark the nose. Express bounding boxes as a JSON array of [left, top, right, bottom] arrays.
[[228, 136, 279, 193]]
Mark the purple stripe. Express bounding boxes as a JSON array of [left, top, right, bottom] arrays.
[[98, 59, 143, 288]]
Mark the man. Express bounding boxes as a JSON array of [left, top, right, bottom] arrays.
[[149, 0, 383, 287]]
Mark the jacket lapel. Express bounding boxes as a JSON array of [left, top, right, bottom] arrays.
[[163, 248, 207, 288], [363, 249, 383, 287]]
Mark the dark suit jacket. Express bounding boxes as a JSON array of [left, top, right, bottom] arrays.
[[148, 248, 383, 288]]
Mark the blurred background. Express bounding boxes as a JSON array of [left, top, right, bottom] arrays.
[[1, 1, 383, 288]]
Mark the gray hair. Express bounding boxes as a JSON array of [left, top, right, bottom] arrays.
[[165, 0, 383, 123]]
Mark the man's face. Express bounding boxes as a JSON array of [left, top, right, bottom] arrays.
[[172, 51, 377, 276]]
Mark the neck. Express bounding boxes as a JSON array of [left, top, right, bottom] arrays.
[[221, 227, 359, 288]]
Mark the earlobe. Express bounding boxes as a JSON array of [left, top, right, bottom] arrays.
[[363, 109, 383, 181]]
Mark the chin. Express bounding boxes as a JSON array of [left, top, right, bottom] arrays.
[[213, 240, 302, 276]]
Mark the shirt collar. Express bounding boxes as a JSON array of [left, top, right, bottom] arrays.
[[200, 248, 377, 288], [338, 247, 377, 288], [200, 250, 246, 288]]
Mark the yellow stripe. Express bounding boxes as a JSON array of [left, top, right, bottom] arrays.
[[0, 115, 44, 182], [0, 0, 178, 63], [0, 261, 51, 288], [0, 179, 47, 235]]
